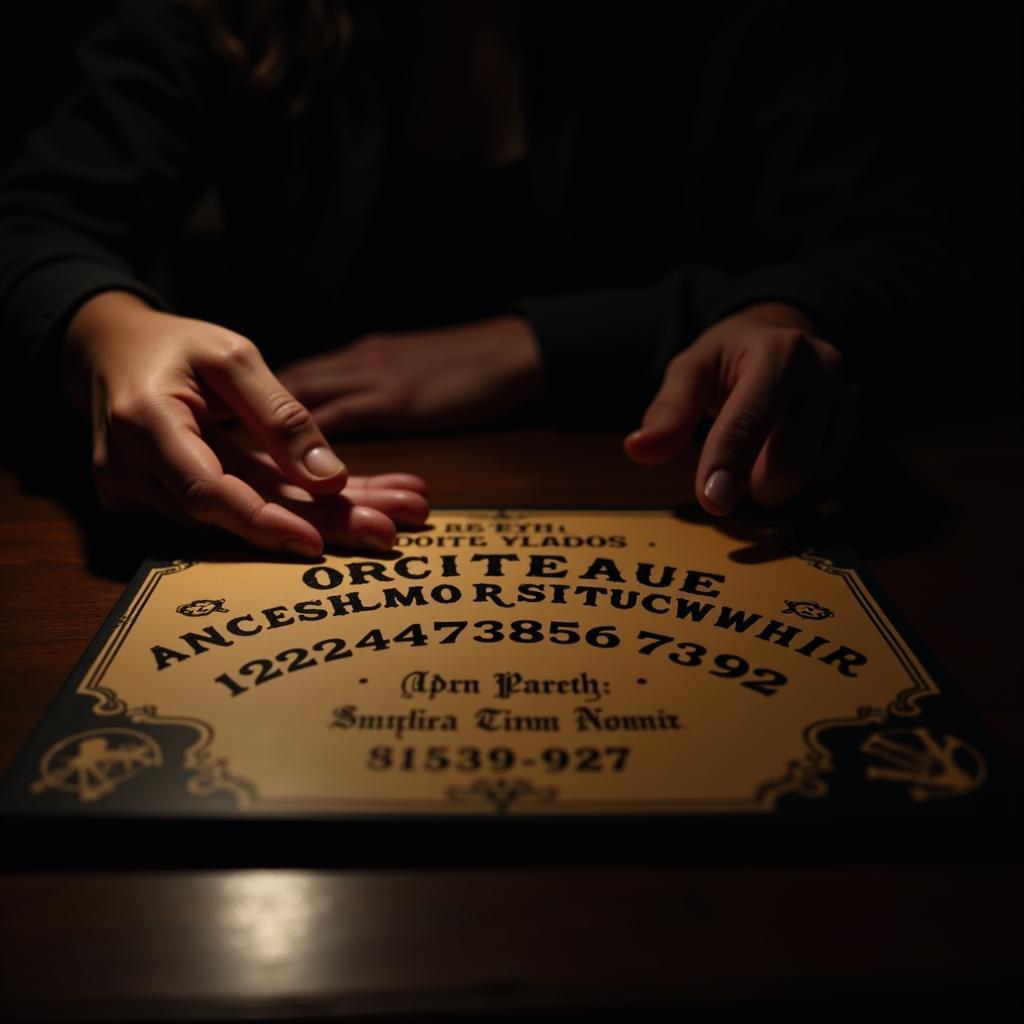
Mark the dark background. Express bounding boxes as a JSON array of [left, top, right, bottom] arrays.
[[1, 0, 1020, 427]]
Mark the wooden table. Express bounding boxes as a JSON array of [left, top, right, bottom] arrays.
[[1, 417, 1021, 1020]]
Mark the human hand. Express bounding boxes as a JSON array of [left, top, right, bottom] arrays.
[[624, 303, 859, 514], [276, 316, 543, 434], [64, 292, 428, 555]]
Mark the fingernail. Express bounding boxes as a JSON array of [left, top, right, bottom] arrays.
[[283, 538, 320, 559], [357, 534, 392, 552], [704, 469, 739, 512], [304, 446, 345, 478]]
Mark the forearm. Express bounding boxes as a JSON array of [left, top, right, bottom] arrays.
[[0, 1, 213, 364]]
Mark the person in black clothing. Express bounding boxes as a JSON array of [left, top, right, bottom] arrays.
[[0, 0, 961, 556]]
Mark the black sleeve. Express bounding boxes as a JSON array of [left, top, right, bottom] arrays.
[[0, 0, 215, 366], [513, 1, 968, 422]]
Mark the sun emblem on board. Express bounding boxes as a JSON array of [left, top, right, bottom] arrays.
[[30, 729, 162, 803], [861, 727, 986, 801], [176, 598, 228, 617], [782, 599, 834, 621]]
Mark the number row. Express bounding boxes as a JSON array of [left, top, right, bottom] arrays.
[[365, 745, 631, 772]]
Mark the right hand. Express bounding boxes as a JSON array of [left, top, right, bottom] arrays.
[[624, 303, 859, 514], [64, 291, 428, 556]]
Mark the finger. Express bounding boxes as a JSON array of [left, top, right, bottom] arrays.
[[146, 403, 326, 557], [196, 337, 350, 494], [309, 392, 397, 435], [747, 385, 833, 507], [336, 487, 429, 528], [275, 350, 361, 385], [277, 369, 377, 408], [696, 345, 798, 515], [248, 477, 425, 534], [207, 438, 414, 545], [244, 476, 427, 532], [272, 497, 401, 551], [353, 473, 428, 495], [624, 353, 712, 464], [212, 439, 429, 500]]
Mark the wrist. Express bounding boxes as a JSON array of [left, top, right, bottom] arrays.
[[63, 291, 157, 411], [479, 315, 544, 398], [65, 290, 156, 350]]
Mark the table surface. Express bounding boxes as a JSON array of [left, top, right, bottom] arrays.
[[1, 416, 1021, 1021]]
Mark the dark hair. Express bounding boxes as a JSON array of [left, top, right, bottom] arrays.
[[190, 0, 353, 111]]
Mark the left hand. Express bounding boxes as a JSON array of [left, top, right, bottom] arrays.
[[624, 302, 860, 514], [62, 291, 428, 556], [277, 316, 543, 434]]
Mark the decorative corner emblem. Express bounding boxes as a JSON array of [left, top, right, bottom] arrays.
[[861, 727, 986, 801], [799, 550, 847, 574], [176, 598, 228, 617], [782, 599, 834, 621], [446, 778, 558, 814], [30, 729, 162, 803]]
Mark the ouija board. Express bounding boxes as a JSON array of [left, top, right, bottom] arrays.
[[1, 509, 1018, 863]]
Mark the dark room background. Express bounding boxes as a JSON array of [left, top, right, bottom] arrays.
[[2, 0, 1020, 428]]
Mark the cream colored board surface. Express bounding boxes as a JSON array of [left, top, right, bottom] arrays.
[[27, 511, 980, 816]]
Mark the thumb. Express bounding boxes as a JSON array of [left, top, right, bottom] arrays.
[[197, 335, 349, 494]]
